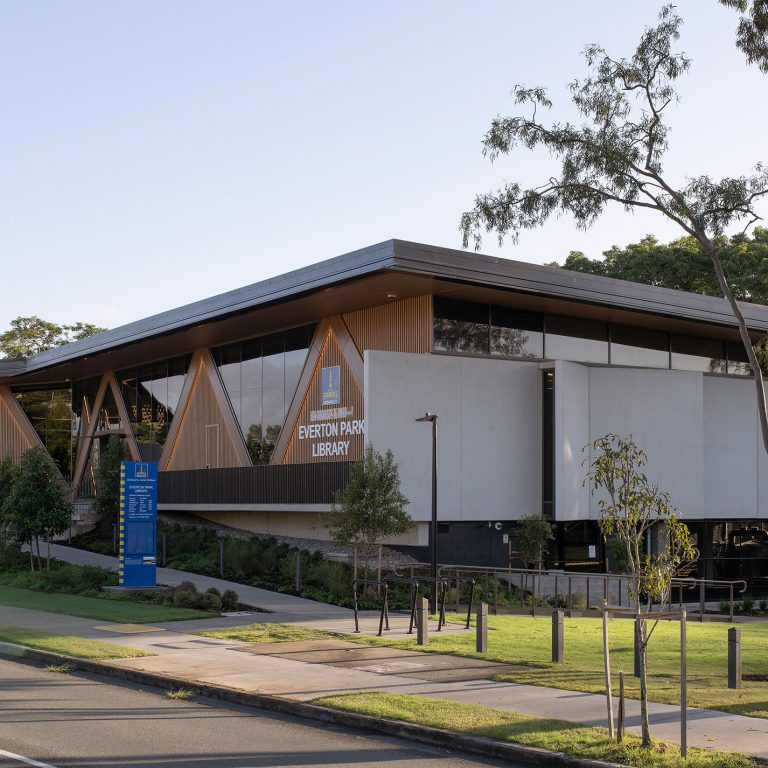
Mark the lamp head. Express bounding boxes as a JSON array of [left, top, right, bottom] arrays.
[[415, 412, 438, 423]]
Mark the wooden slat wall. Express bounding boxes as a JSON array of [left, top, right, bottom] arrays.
[[342, 294, 432, 354], [0, 386, 41, 460], [282, 328, 364, 464], [165, 357, 250, 471]]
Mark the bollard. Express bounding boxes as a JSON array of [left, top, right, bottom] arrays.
[[728, 627, 742, 689], [633, 618, 642, 678], [476, 602, 488, 653], [618, 671, 625, 743], [416, 597, 429, 646], [162, 531, 167, 567], [68, 526, 72, 545], [551, 609, 564, 663], [295, 550, 302, 593], [219, 539, 225, 577]]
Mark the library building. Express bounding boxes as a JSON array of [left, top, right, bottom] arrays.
[[1, 239, 767, 582]]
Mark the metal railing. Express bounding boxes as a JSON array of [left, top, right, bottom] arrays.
[[394, 562, 749, 622]]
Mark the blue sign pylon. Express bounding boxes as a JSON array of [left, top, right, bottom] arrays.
[[118, 461, 158, 588]]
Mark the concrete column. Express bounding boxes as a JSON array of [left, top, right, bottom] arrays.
[[476, 602, 488, 653], [552, 609, 564, 663], [728, 627, 742, 689], [416, 597, 429, 646]]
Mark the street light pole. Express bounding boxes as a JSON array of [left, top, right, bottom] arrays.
[[415, 412, 438, 613]]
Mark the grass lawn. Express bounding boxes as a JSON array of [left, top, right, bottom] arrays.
[[196, 623, 329, 644], [203, 617, 768, 719], [0, 625, 150, 659], [352, 614, 768, 720], [0, 585, 212, 624], [314, 692, 755, 768]]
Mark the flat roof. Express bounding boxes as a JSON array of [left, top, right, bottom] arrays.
[[6, 238, 768, 377]]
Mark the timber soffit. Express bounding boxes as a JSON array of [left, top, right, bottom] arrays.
[[6, 238, 768, 378]]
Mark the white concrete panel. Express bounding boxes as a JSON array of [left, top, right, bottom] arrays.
[[554, 361, 590, 521], [755, 381, 768, 520], [588, 368, 704, 519], [365, 351, 541, 523], [703, 376, 758, 519]]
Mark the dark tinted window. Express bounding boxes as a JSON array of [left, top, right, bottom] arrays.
[[671, 335, 726, 373], [491, 307, 543, 358], [611, 325, 669, 368], [545, 315, 609, 363], [433, 297, 489, 354]]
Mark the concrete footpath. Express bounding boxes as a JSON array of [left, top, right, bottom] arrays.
[[5, 543, 766, 759]]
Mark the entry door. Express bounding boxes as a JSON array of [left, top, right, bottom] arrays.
[[205, 424, 220, 469]]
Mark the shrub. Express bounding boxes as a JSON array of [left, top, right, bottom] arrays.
[[719, 600, 731, 615], [742, 596, 755, 614], [760, 599, 767, 612], [172, 581, 199, 608], [221, 589, 239, 610], [196, 591, 222, 612], [205, 587, 222, 599]]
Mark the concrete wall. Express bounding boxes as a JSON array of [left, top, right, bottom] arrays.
[[557, 364, 767, 521], [365, 351, 542, 524], [555, 361, 590, 522]]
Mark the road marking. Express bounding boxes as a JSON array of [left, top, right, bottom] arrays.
[[0, 749, 58, 768]]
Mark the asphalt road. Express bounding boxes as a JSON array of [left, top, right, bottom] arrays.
[[0, 658, 514, 768]]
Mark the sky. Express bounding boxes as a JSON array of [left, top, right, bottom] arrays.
[[1, 1, 766, 331]]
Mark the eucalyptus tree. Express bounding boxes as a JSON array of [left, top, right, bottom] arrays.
[[461, 5, 768, 453], [587, 434, 695, 747], [721, 0, 768, 72]]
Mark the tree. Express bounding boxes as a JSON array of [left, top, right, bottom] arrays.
[[0, 316, 107, 358], [461, 5, 768, 454], [2, 447, 73, 571], [721, 0, 768, 72], [324, 444, 413, 579], [93, 436, 124, 534], [548, 229, 768, 305], [516, 513, 554, 570], [0, 455, 13, 537], [587, 434, 695, 747]]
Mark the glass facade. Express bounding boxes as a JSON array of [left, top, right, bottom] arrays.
[[434, 297, 751, 374], [544, 315, 609, 364], [13, 384, 74, 478], [212, 325, 314, 464], [118, 355, 191, 461]]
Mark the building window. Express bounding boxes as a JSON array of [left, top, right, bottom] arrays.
[[670, 334, 726, 374], [544, 315, 609, 364], [118, 355, 191, 460], [726, 341, 753, 376], [212, 325, 314, 464], [491, 306, 544, 358], [433, 297, 490, 355], [610, 325, 669, 368], [13, 384, 74, 479]]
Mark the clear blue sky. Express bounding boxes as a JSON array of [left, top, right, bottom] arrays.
[[1, 1, 766, 330]]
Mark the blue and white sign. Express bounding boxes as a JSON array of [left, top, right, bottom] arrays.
[[321, 365, 340, 406], [119, 461, 158, 588]]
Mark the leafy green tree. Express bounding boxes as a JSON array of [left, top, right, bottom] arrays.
[[0, 316, 107, 358], [587, 434, 695, 747], [93, 436, 124, 533], [0, 455, 13, 536], [325, 445, 412, 577], [721, 0, 768, 72], [516, 513, 554, 570], [549, 230, 768, 305], [461, 5, 768, 454], [2, 447, 73, 571]]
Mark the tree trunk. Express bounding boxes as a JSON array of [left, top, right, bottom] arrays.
[[700, 235, 768, 454], [34, 537, 42, 572], [46, 533, 51, 572], [638, 618, 652, 747], [28, 542, 34, 572]]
